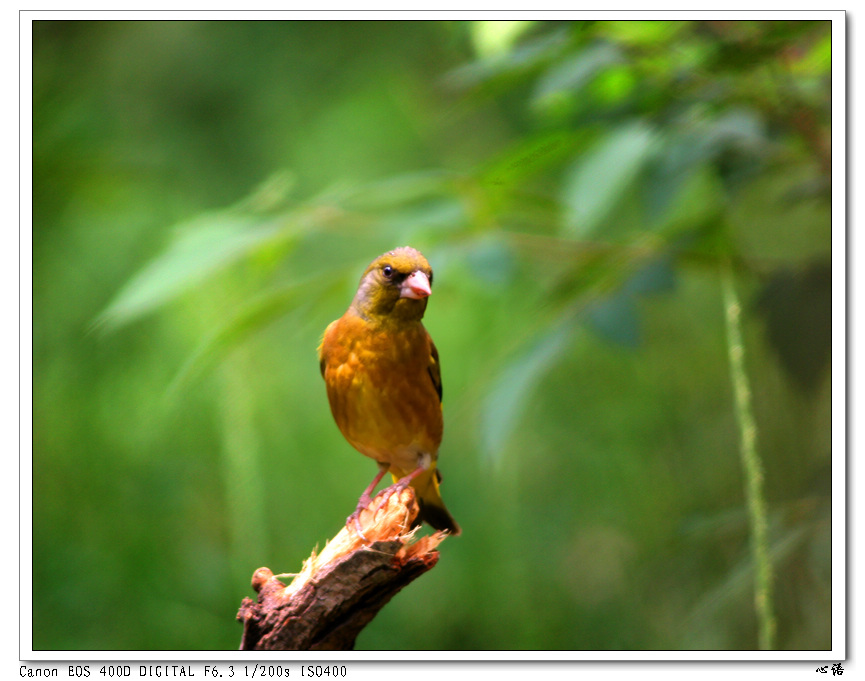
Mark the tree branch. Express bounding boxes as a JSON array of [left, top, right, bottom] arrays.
[[236, 487, 448, 650]]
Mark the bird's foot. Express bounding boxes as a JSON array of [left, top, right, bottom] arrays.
[[374, 479, 410, 510], [369, 466, 424, 518], [346, 481, 414, 543], [346, 463, 391, 543], [346, 492, 375, 542]]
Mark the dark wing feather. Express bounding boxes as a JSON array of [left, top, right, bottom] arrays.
[[427, 331, 442, 402]]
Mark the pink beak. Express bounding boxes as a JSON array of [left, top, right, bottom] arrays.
[[400, 270, 432, 299]]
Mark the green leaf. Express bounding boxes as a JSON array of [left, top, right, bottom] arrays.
[[480, 130, 580, 193], [96, 213, 287, 330], [623, 255, 677, 296], [600, 20, 686, 47], [444, 28, 570, 90], [646, 162, 726, 236], [701, 108, 766, 155], [471, 20, 538, 58], [378, 197, 466, 235], [481, 318, 577, 467], [340, 169, 455, 211], [464, 238, 516, 287], [164, 274, 346, 398], [531, 41, 623, 107], [585, 292, 640, 347], [643, 131, 708, 224], [590, 64, 638, 106], [562, 121, 658, 237]]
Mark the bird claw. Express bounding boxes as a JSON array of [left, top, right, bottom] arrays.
[[346, 511, 370, 542], [346, 467, 421, 543], [347, 494, 374, 543], [346, 513, 370, 543], [375, 480, 407, 508]]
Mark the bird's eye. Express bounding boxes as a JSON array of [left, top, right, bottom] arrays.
[[382, 265, 394, 278]]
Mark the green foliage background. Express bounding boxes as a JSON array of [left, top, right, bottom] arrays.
[[32, 19, 833, 651]]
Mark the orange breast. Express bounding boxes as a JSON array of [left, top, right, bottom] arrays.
[[320, 314, 442, 469]]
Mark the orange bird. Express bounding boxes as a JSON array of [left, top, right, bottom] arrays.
[[318, 247, 460, 536]]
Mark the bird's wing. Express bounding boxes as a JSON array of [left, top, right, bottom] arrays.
[[318, 319, 338, 377], [427, 330, 442, 402]]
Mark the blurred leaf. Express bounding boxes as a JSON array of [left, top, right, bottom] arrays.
[[680, 108, 768, 192], [471, 20, 538, 58], [701, 108, 766, 156], [531, 41, 623, 110], [600, 20, 688, 47], [590, 64, 638, 106], [165, 275, 342, 398], [233, 170, 297, 214], [623, 254, 677, 296], [444, 27, 570, 90], [378, 197, 467, 235], [481, 318, 577, 466], [584, 254, 677, 347], [643, 131, 711, 224], [790, 31, 831, 77], [644, 111, 763, 228], [562, 121, 659, 237], [647, 163, 726, 236], [463, 238, 516, 287], [585, 292, 641, 347], [480, 130, 581, 194], [340, 169, 456, 211], [97, 213, 288, 330]]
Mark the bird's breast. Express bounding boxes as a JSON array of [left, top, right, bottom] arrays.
[[320, 316, 442, 467]]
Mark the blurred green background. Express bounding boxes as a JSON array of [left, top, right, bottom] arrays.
[[32, 19, 833, 651]]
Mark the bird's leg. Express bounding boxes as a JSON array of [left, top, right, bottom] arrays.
[[374, 462, 427, 508], [347, 461, 390, 540]]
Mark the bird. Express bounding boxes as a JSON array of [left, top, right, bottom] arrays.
[[318, 246, 461, 537]]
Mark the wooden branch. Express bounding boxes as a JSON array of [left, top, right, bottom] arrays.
[[236, 487, 448, 650]]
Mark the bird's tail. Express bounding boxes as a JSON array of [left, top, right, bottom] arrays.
[[392, 465, 461, 536]]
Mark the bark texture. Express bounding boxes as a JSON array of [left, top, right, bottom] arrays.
[[237, 487, 447, 650]]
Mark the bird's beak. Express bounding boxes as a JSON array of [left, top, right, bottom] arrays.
[[400, 270, 431, 299]]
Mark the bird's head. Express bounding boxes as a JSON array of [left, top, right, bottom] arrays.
[[351, 247, 434, 324]]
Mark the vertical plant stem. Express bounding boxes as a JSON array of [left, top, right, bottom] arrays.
[[720, 259, 776, 650]]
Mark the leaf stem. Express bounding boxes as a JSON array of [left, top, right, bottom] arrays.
[[720, 258, 776, 650]]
